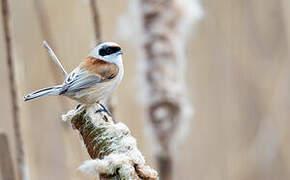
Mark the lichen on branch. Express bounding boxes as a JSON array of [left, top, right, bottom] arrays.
[[62, 104, 158, 180]]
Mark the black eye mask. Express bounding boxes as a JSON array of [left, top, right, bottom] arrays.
[[99, 46, 121, 56]]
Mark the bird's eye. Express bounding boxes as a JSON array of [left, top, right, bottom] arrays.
[[99, 46, 121, 56], [106, 48, 113, 54]]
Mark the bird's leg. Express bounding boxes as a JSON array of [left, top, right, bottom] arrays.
[[96, 103, 112, 117], [100, 103, 112, 116]]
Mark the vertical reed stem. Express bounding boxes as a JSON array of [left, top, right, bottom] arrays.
[[1, 1, 28, 179], [0, 133, 16, 180], [89, 0, 102, 43]]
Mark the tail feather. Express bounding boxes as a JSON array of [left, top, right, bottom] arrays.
[[24, 85, 62, 102]]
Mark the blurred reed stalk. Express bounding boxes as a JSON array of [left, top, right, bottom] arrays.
[[89, 0, 102, 43], [138, 0, 202, 179], [1, 0, 29, 179], [0, 133, 16, 180], [89, 0, 116, 119]]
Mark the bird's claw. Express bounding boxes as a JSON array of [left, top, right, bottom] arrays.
[[96, 103, 112, 117]]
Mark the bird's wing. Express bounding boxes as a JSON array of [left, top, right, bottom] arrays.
[[61, 57, 119, 94]]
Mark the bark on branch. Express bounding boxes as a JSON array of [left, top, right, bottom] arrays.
[[62, 104, 158, 180]]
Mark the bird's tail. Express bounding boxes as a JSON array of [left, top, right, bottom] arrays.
[[24, 85, 62, 102]]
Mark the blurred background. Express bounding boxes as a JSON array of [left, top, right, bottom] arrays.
[[1, 0, 290, 180]]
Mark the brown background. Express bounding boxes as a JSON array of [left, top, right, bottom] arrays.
[[1, 0, 290, 180]]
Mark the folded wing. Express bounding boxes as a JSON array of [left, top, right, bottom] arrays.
[[60, 57, 119, 94]]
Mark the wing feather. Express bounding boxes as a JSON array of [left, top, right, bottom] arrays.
[[60, 57, 119, 94]]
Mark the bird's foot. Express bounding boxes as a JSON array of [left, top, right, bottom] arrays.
[[96, 103, 112, 117]]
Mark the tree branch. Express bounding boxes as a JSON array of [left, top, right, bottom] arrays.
[[62, 104, 158, 180]]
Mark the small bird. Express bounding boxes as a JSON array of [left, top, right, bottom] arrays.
[[24, 42, 124, 112]]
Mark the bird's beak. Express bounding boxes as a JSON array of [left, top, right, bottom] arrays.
[[117, 51, 124, 55]]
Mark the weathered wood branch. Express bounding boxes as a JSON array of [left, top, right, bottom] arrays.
[[62, 104, 158, 180]]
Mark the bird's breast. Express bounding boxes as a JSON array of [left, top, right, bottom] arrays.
[[68, 73, 122, 105]]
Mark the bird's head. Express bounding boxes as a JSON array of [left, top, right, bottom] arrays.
[[89, 42, 123, 64]]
